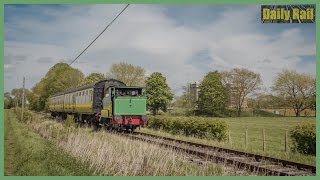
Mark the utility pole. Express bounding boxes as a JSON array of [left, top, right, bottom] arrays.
[[21, 77, 25, 121]]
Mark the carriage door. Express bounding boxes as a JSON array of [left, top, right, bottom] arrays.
[[93, 87, 104, 113], [72, 94, 76, 112]]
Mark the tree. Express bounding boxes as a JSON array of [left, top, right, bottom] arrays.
[[29, 63, 84, 111], [11, 88, 31, 107], [222, 68, 262, 116], [273, 69, 315, 117], [81, 73, 106, 86], [171, 85, 196, 115], [198, 71, 228, 116], [248, 94, 286, 110], [4, 92, 14, 109], [145, 72, 173, 115], [110, 62, 146, 86], [173, 85, 194, 109]]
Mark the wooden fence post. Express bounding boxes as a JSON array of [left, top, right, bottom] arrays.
[[245, 129, 248, 148], [262, 128, 265, 151], [228, 130, 232, 144], [285, 130, 288, 152]]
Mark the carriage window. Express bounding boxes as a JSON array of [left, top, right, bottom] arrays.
[[115, 88, 142, 96]]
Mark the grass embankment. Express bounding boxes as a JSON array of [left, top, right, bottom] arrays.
[[4, 109, 94, 176], [139, 116, 315, 165], [5, 109, 230, 176]]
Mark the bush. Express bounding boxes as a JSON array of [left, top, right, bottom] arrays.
[[14, 107, 35, 123], [64, 114, 76, 129], [147, 116, 228, 141], [290, 123, 316, 155]]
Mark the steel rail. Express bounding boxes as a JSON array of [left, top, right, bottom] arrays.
[[122, 131, 316, 176]]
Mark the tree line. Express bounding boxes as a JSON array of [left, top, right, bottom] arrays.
[[4, 62, 173, 115], [174, 68, 315, 117], [4, 62, 315, 117]]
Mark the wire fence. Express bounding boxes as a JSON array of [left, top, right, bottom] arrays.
[[227, 128, 291, 152]]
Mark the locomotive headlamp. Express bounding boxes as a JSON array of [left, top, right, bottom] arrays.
[[141, 115, 148, 121], [115, 115, 122, 121]]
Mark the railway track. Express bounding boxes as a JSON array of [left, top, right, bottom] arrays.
[[121, 131, 316, 176], [39, 112, 316, 176]]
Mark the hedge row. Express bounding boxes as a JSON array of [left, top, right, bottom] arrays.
[[290, 123, 316, 155], [147, 116, 228, 141]]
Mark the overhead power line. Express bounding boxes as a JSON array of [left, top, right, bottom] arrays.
[[69, 4, 130, 65]]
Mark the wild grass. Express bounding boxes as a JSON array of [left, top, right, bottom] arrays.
[[30, 121, 226, 175], [4, 110, 94, 176], [140, 116, 316, 165], [7, 109, 232, 176]]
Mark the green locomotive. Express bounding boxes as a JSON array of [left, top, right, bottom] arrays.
[[48, 79, 148, 131]]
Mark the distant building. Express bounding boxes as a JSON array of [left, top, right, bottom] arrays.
[[188, 82, 200, 104]]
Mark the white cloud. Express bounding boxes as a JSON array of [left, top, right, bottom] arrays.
[[4, 5, 316, 95]]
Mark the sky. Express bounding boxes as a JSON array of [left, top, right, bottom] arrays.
[[4, 4, 316, 95]]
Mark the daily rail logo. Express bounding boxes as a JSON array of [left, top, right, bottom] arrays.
[[261, 5, 315, 23]]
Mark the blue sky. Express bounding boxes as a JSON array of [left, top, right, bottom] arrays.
[[4, 4, 316, 95]]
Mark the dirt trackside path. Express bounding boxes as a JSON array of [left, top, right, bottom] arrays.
[[4, 110, 14, 176]]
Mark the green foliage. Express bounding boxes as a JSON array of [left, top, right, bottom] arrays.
[[147, 116, 228, 141], [5, 110, 94, 175], [14, 107, 35, 123], [110, 62, 146, 86], [10, 88, 31, 107], [4, 92, 14, 109], [247, 95, 286, 109], [290, 123, 316, 155], [64, 115, 76, 129], [145, 72, 173, 115], [273, 70, 316, 117], [29, 63, 84, 111], [198, 71, 228, 116], [80, 73, 106, 86], [172, 85, 197, 115]]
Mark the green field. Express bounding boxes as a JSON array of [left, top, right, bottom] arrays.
[[139, 116, 316, 165], [166, 108, 316, 117]]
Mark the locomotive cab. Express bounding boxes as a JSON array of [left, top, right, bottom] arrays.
[[101, 86, 148, 131]]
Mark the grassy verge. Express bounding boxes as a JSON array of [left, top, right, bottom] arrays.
[[4, 109, 94, 176], [29, 118, 225, 175], [7, 109, 235, 176], [139, 116, 316, 165]]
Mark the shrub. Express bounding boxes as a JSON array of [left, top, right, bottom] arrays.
[[147, 116, 228, 141], [290, 123, 316, 155], [14, 107, 35, 123], [64, 114, 76, 129]]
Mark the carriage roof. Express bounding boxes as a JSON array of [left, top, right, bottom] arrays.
[[49, 79, 125, 98]]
